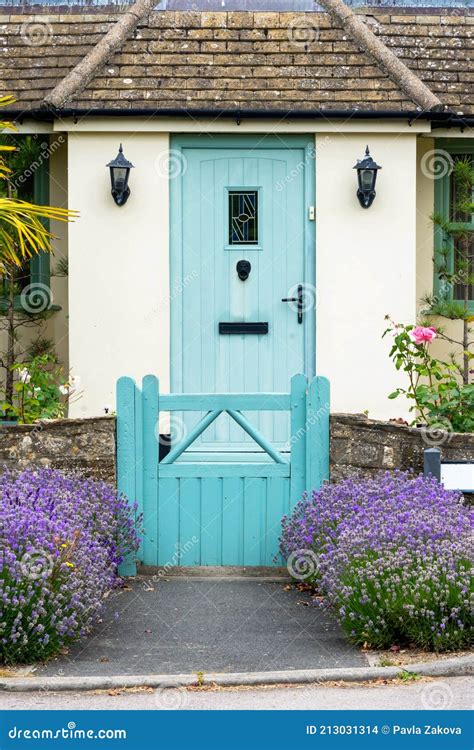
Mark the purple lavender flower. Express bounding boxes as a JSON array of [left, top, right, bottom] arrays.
[[279, 472, 473, 651], [0, 468, 140, 664]]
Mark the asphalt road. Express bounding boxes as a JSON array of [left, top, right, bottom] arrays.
[[0, 677, 471, 710]]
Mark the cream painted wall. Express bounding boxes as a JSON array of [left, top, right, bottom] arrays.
[[66, 129, 430, 420], [315, 133, 418, 420], [67, 133, 170, 417], [416, 137, 435, 308]]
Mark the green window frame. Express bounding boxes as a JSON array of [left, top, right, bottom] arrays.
[[0, 151, 53, 312], [433, 138, 474, 312], [30, 154, 51, 293]]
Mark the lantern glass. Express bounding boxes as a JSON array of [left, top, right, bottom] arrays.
[[106, 145, 134, 206], [360, 168, 374, 191], [112, 167, 128, 191]]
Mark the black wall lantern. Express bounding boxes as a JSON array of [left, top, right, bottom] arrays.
[[106, 144, 134, 206], [353, 146, 381, 209]]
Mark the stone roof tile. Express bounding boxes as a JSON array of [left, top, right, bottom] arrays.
[[0, 7, 472, 113]]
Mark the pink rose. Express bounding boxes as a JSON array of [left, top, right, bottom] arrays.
[[409, 326, 437, 345]]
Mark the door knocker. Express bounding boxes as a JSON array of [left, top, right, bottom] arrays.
[[236, 260, 251, 281]]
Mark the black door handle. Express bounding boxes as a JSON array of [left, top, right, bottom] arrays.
[[281, 284, 303, 324]]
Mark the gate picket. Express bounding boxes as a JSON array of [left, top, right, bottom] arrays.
[[117, 374, 330, 574], [290, 374, 308, 506], [306, 376, 331, 492], [116, 376, 138, 577]]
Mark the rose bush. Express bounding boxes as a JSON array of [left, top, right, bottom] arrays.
[[280, 472, 473, 651], [408, 326, 437, 345], [0, 469, 140, 664], [383, 319, 474, 433]]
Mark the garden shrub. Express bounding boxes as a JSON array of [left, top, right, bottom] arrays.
[[280, 472, 473, 651], [383, 319, 474, 433], [0, 468, 140, 664]]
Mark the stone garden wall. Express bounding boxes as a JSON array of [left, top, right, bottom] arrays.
[[330, 414, 474, 483], [1, 414, 473, 487], [0, 417, 116, 483]]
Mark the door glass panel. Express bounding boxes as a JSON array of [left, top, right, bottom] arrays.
[[228, 191, 258, 245]]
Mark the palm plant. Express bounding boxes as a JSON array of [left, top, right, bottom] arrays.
[[0, 96, 75, 273], [0, 95, 76, 416]]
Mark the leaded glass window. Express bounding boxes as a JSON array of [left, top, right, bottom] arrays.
[[228, 191, 258, 245]]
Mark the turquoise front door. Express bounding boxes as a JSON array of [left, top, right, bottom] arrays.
[[171, 135, 315, 454]]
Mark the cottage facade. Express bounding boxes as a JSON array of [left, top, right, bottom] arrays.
[[1, 3, 472, 420]]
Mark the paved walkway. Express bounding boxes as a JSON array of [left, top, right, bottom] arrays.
[[39, 577, 367, 678]]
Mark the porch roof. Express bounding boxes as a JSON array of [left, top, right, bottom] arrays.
[[0, 7, 472, 115]]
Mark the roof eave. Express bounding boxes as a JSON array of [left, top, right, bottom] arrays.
[[3, 107, 473, 129]]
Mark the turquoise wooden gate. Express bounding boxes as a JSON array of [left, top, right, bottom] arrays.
[[117, 374, 329, 575]]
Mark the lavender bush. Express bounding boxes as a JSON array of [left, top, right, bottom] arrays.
[[280, 472, 473, 651], [0, 469, 140, 664]]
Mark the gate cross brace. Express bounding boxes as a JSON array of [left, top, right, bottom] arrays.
[[226, 410, 287, 464], [160, 408, 288, 466], [160, 409, 222, 465]]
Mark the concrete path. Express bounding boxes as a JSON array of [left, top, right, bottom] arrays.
[[38, 577, 366, 678], [1, 677, 471, 711]]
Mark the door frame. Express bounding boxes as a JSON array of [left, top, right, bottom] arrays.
[[169, 133, 316, 393]]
